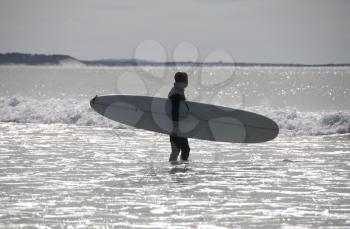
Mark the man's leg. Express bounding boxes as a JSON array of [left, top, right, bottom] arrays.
[[180, 137, 190, 161], [169, 136, 181, 162]]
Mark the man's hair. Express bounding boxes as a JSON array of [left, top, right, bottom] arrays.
[[174, 72, 188, 83]]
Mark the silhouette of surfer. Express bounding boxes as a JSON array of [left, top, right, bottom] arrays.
[[168, 72, 190, 164]]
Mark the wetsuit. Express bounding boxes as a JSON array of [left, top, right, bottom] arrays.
[[168, 83, 190, 162]]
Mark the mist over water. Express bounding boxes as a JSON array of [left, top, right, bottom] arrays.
[[0, 65, 349, 228]]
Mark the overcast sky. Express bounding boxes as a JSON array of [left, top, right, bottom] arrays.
[[0, 0, 349, 64]]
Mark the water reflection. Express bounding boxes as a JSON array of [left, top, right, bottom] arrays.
[[0, 123, 349, 228]]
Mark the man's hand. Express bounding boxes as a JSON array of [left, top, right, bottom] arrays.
[[170, 127, 180, 137]]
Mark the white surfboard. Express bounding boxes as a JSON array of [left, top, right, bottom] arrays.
[[90, 95, 279, 143]]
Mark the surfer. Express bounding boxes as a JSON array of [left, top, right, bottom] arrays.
[[168, 72, 190, 164]]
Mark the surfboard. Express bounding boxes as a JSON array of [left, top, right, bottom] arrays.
[[90, 94, 279, 143]]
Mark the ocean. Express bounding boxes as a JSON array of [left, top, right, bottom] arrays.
[[0, 65, 349, 228]]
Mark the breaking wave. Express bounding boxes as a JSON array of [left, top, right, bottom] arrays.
[[0, 96, 122, 128], [0, 96, 349, 136], [246, 106, 350, 136]]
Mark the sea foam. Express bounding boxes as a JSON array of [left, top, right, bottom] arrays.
[[0, 96, 349, 136]]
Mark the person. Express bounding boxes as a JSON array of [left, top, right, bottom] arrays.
[[168, 72, 190, 164]]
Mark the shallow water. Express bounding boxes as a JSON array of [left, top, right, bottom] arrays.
[[1, 123, 349, 228], [1, 65, 349, 136], [1, 65, 349, 228]]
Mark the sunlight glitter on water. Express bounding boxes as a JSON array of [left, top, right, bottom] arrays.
[[0, 123, 349, 228]]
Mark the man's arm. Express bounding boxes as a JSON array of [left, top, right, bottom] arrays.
[[169, 94, 183, 128]]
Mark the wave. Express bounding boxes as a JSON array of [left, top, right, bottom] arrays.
[[246, 106, 350, 136], [0, 96, 122, 128], [0, 96, 349, 136]]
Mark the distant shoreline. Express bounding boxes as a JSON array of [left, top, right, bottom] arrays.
[[1, 52, 349, 67]]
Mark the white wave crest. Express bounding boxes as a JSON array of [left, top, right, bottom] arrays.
[[0, 96, 349, 136], [247, 106, 350, 136], [0, 96, 121, 128]]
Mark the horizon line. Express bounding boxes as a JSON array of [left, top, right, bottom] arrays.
[[1, 52, 350, 67]]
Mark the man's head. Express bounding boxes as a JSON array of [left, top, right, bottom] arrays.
[[174, 72, 188, 89]]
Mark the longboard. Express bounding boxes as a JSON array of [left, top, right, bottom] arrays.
[[90, 95, 279, 143]]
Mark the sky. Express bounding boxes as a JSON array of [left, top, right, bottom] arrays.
[[0, 0, 349, 64]]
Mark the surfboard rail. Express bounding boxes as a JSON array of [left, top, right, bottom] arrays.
[[90, 94, 279, 143]]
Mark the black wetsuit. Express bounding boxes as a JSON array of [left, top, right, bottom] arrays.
[[168, 84, 190, 161]]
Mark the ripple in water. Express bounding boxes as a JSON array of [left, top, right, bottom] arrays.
[[0, 123, 349, 228]]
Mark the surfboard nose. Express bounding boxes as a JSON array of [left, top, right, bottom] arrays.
[[90, 95, 98, 109]]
